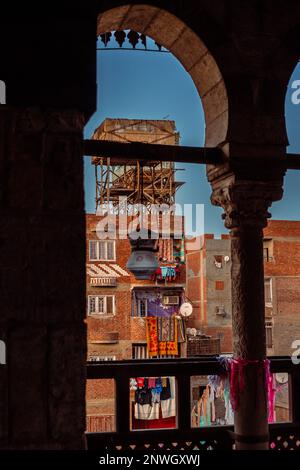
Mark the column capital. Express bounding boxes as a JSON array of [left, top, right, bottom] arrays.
[[211, 178, 284, 230]]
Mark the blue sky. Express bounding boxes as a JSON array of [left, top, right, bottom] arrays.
[[84, 36, 300, 236]]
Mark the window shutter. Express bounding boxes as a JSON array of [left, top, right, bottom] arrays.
[[89, 297, 96, 314], [106, 296, 113, 314], [107, 241, 115, 260], [98, 241, 106, 260], [89, 241, 97, 260], [98, 297, 104, 313]]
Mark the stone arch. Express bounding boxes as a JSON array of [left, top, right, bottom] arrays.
[[97, 4, 228, 147]]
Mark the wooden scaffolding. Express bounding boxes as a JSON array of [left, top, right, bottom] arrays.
[[91, 118, 183, 213]]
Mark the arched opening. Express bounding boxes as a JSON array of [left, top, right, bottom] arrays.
[[84, 5, 230, 436], [2, 0, 300, 454], [96, 5, 228, 147]]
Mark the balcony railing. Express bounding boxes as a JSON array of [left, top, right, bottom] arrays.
[[89, 277, 117, 287], [86, 356, 300, 451]]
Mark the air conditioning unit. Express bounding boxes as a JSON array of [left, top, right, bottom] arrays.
[[163, 295, 180, 305]]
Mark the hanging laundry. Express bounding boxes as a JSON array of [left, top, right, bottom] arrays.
[[134, 403, 160, 420], [197, 384, 215, 427], [148, 377, 156, 388], [161, 378, 171, 400], [135, 388, 152, 406], [146, 317, 159, 358], [158, 239, 173, 262], [160, 266, 176, 281], [130, 378, 138, 391], [146, 317, 179, 357], [147, 297, 177, 317], [151, 389, 161, 404], [161, 377, 176, 418], [136, 377, 145, 388], [154, 377, 163, 393], [133, 376, 176, 420], [173, 237, 185, 264], [266, 368, 276, 423], [177, 317, 186, 343], [157, 317, 178, 357]]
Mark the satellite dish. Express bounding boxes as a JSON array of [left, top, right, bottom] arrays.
[[224, 255, 230, 263], [179, 302, 193, 317]]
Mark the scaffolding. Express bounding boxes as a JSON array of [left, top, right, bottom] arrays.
[[91, 119, 183, 213]]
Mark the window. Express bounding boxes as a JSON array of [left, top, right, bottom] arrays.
[[215, 280, 224, 291], [88, 295, 115, 316], [88, 355, 116, 362], [264, 278, 272, 306], [263, 239, 273, 262], [266, 320, 273, 348], [89, 240, 115, 261], [132, 344, 148, 359], [215, 305, 226, 316], [137, 299, 147, 317]]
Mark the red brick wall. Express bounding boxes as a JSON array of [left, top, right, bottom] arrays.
[[263, 220, 300, 355], [203, 326, 233, 353]]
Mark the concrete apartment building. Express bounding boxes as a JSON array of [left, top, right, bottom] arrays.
[[186, 234, 233, 352], [186, 221, 300, 356]]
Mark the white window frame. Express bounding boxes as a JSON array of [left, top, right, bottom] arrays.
[[89, 240, 116, 261], [88, 295, 115, 316], [137, 299, 148, 317]]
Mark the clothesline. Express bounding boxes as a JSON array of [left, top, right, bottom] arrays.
[[131, 377, 176, 421]]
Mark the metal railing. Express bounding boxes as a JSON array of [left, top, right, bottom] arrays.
[[86, 356, 300, 451]]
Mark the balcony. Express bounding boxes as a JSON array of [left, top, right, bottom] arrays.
[[86, 356, 300, 451]]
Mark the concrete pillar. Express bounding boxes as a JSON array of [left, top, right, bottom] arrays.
[[0, 107, 87, 449], [210, 178, 284, 449]]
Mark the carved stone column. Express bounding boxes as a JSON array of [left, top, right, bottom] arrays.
[[211, 175, 284, 450]]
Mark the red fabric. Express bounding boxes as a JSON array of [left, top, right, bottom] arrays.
[[229, 358, 269, 411], [146, 317, 159, 357], [136, 377, 145, 388]]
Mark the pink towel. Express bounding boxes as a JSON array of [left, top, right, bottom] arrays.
[[148, 377, 156, 388]]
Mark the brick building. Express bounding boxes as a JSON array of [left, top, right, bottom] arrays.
[[85, 213, 187, 431], [263, 220, 300, 356], [186, 221, 300, 356]]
